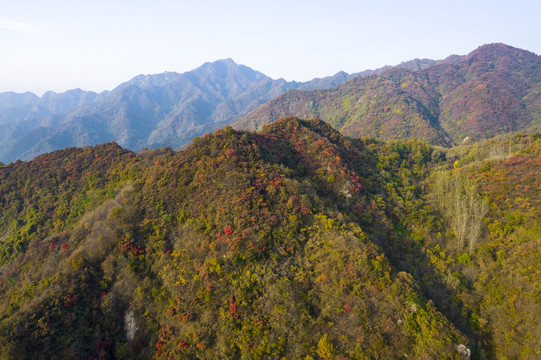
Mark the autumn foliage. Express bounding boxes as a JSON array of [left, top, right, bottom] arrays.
[[0, 118, 538, 359]]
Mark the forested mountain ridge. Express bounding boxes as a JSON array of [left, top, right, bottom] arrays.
[[0, 51, 460, 164], [0, 117, 539, 358], [235, 44, 541, 146]]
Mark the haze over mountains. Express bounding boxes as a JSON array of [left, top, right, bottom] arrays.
[[0, 43, 539, 163]]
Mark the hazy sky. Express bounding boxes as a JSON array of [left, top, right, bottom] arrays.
[[1, 0, 539, 95]]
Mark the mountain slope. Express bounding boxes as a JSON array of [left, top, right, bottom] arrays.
[[0, 117, 539, 358], [236, 69, 455, 146], [235, 44, 541, 146], [0, 118, 469, 359]]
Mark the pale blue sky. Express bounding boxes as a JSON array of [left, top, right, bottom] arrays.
[[1, 0, 539, 95]]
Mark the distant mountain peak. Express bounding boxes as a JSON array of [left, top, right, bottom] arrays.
[[196, 58, 268, 82], [214, 58, 237, 65], [200, 58, 245, 71], [467, 42, 537, 60], [475, 42, 518, 51], [200, 58, 239, 69]]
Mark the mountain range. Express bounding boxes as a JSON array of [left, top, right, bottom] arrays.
[[0, 46, 497, 164], [235, 44, 541, 146]]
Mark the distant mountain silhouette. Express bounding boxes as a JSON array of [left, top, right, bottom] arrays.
[[0, 59, 293, 162]]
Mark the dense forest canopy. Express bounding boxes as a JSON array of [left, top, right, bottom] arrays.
[[0, 117, 539, 359]]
